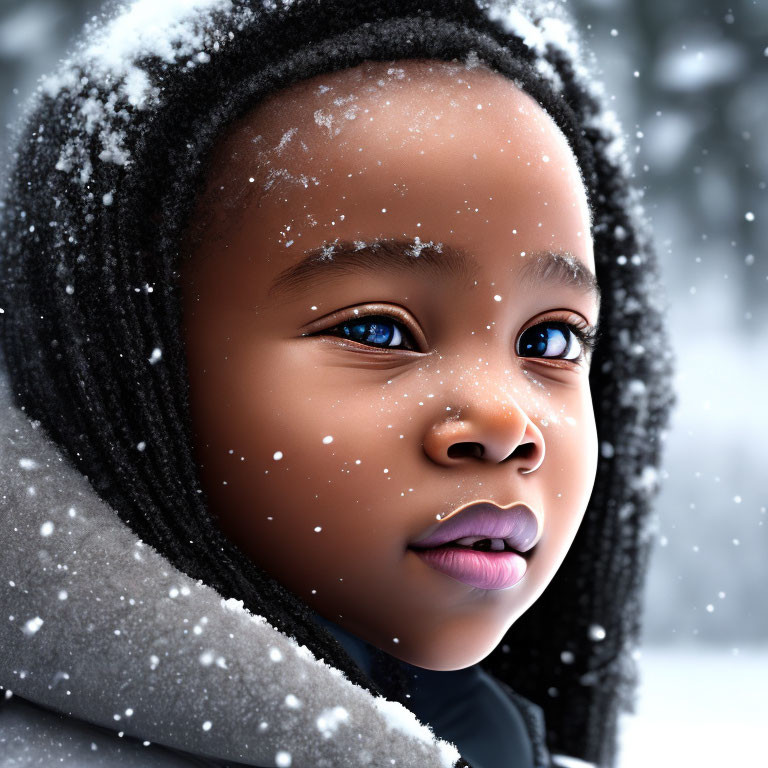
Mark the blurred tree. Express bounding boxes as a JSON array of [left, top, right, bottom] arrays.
[[1, 0, 103, 156], [573, 0, 768, 325]]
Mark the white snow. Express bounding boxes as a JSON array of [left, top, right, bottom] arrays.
[[588, 624, 606, 641], [80, 0, 233, 105], [98, 130, 131, 165], [314, 109, 334, 135], [552, 757, 595, 768], [42, 0, 248, 180], [481, 1, 633, 175], [619, 647, 768, 768], [586, 108, 628, 171], [316, 705, 350, 739], [22, 616, 44, 636], [631, 465, 659, 494], [284, 693, 301, 709], [276, 127, 297, 153], [486, 4, 546, 55], [484, 0, 583, 79], [372, 695, 460, 768]]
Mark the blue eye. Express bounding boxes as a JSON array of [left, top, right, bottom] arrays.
[[329, 315, 417, 350], [517, 321, 585, 361]]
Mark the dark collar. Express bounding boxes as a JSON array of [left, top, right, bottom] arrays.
[[309, 611, 539, 768]]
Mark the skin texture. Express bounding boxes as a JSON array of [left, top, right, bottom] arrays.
[[180, 59, 600, 671]]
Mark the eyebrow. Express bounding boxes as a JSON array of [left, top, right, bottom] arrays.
[[267, 238, 601, 307]]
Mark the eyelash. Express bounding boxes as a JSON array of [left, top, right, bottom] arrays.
[[310, 311, 600, 364], [517, 320, 600, 364]]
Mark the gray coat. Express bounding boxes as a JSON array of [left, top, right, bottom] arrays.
[[0, 359, 552, 768], [0, 358, 462, 768]]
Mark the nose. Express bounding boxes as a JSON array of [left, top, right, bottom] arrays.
[[422, 396, 545, 474]]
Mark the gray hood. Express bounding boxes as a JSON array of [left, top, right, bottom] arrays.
[[0, 355, 460, 768]]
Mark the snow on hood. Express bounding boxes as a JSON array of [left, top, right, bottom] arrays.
[[0, 352, 460, 768]]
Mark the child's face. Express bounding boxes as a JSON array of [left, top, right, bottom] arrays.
[[181, 59, 599, 670]]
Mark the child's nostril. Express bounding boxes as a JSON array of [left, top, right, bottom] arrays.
[[446, 442, 537, 462], [502, 442, 536, 463], [447, 442, 484, 460]]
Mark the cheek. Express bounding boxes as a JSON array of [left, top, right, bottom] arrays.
[[548, 390, 598, 493], [186, 339, 423, 565], [233, 342, 410, 478], [531, 385, 598, 572]]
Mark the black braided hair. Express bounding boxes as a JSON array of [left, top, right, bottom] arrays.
[[0, 1, 675, 765]]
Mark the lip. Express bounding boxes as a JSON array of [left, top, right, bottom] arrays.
[[408, 500, 540, 552], [410, 548, 528, 590], [406, 501, 540, 591]]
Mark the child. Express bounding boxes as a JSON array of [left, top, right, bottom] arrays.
[[0, 1, 675, 767]]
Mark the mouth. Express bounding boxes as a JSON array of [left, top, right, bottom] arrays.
[[413, 536, 525, 553], [408, 500, 540, 552], [406, 501, 540, 591]]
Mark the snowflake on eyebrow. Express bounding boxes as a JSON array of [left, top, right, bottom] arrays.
[[408, 237, 428, 258], [408, 236, 444, 258], [317, 238, 341, 261]]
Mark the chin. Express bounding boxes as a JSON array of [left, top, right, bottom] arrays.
[[385, 614, 518, 671], [394, 643, 496, 672]]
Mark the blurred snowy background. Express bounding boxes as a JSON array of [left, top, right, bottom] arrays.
[[0, 1, 765, 766], [568, 3, 768, 765]]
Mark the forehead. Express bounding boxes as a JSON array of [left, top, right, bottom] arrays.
[[252, 58, 563, 150], [193, 58, 594, 280]]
